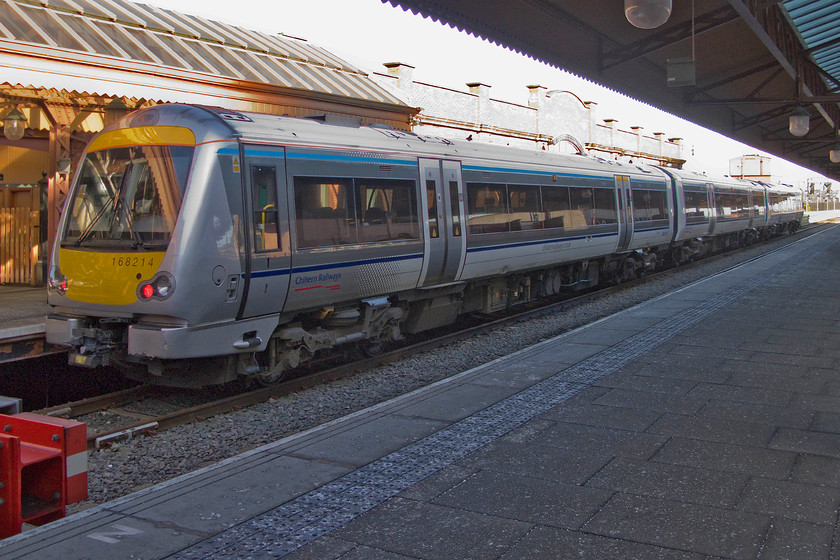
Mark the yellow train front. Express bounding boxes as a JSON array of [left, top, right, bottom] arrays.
[[46, 107, 234, 385]]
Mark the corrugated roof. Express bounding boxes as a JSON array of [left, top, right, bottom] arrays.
[[782, 0, 840, 87], [0, 0, 405, 107]]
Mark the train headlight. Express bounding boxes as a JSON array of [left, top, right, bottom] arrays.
[[48, 266, 67, 295], [138, 272, 175, 301], [154, 275, 172, 297]]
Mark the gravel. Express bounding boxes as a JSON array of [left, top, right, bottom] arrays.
[[68, 234, 805, 514]]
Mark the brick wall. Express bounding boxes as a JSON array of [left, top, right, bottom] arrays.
[[374, 63, 684, 166]]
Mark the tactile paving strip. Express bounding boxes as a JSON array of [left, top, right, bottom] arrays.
[[173, 244, 818, 559]]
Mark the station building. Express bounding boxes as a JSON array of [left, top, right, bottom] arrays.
[[373, 62, 686, 166]]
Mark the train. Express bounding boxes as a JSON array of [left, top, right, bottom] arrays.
[[45, 104, 803, 387]]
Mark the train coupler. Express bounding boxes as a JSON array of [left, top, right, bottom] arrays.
[[68, 328, 114, 368]]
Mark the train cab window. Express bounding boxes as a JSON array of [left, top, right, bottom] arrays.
[[250, 166, 280, 252], [467, 183, 509, 234], [427, 180, 439, 238], [508, 185, 543, 230], [63, 145, 193, 247], [294, 177, 354, 248]]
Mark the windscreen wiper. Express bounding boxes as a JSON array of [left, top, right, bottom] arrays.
[[74, 198, 114, 246]]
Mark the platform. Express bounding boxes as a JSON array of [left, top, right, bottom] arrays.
[[0, 285, 54, 363], [3, 225, 840, 559]]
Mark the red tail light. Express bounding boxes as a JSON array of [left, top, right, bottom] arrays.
[[137, 272, 176, 301]]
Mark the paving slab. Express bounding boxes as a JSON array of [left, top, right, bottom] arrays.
[[758, 519, 835, 560], [769, 427, 840, 458], [653, 436, 798, 480], [439, 468, 612, 527], [583, 493, 770, 559], [696, 399, 814, 430], [498, 525, 707, 560], [330, 498, 533, 560], [539, 399, 664, 431], [646, 412, 778, 446], [735, 477, 840, 524], [585, 457, 750, 509], [457, 439, 612, 484]]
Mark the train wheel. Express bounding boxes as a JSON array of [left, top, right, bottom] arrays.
[[361, 338, 387, 357], [255, 364, 288, 386]]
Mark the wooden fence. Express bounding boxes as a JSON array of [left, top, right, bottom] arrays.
[[0, 207, 37, 285]]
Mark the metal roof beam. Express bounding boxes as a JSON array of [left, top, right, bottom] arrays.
[[732, 103, 791, 130], [728, 0, 837, 133], [691, 61, 779, 96]]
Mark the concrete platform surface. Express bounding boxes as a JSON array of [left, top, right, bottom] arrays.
[[3, 225, 840, 559], [0, 285, 47, 339]]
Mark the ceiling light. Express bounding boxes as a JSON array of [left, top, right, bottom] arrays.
[[3, 108, 27, 141], [830, 142, 840, 164], [789, 106, 810, 137], [625, 0, 672, 29]]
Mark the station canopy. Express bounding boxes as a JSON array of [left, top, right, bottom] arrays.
[[0, 0, 410, 127], [387, 0, 840, 181]]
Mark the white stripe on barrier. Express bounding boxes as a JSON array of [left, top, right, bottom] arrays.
[[66, 451, 88, 478]]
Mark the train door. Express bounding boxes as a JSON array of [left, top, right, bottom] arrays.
[[418, 158, 466, 286], [238, 145, 291, 319], [706, 182, 717, 233], [615, 175, 633, 252]]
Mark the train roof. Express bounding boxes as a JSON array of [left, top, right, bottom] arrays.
[[659, 166, 801, 194], [110, 104, 671, 182], [109, 104, 801, 195]]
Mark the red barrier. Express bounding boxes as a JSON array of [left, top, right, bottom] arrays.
[[0, 413, 87, 538]]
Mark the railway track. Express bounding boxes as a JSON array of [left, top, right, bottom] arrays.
[[31, 224, 827, 451]]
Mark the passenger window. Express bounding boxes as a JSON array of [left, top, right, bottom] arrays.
[[449, 181, 462, 236], [632, 188, 667, 222], [294, 177, 354, 248], [294, 176, 419, 248], [684, 190, 709, 222], [250, 165, 280, 252], [715, 191, 727, 217], [508, 185, 543, 230], [542, 186, 572, 229], [427, 180, 439, 238], [358, 179, 420, 243], [593, 188, 617, 224], [570, 187, 595, 226], [466, 183, 509, 234]]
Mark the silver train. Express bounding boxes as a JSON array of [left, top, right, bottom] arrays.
[[45, 104, 804, 387]]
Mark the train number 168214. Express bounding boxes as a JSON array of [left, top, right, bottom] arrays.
[[111, 256, 155, 268]]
